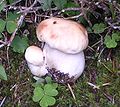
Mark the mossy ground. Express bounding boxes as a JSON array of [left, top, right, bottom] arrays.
[[0, 45, 120, 107]]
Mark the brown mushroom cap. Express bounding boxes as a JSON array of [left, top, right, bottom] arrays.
[[36, 17, 88, 54]]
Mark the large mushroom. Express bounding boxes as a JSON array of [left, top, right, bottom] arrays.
[[36, 17, 88, 79]]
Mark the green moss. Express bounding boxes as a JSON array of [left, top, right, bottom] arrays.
[[1, 47, 120, 107]]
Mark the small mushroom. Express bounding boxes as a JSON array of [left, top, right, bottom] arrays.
[[36, 17, 88, 79], [25, 46, 47, 77]]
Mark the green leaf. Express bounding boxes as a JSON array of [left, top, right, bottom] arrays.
[[6, 21, 17, 33], [6, 12, 20, 21], [11, 36, 29, 53], [40, 95, 56, 107], [0, 1, 5, 12], [64, 1, 79, 8], [63, 2, 80, 16], [87, 27, 93, 33], [8, 0, 14, 4], [52, 83, 58, 89], [104, 35, 117, 48], [38, 0, 52, 11], [53, 0, 67, 9], [112, 32, 120, 41], [0, 33, 2, 38], [92, 23, 106, 34], [32, 86, 44, 102], [0, 64, 7, 80], [33, 81, 44, 88], [45, 76, 52, 83], [79, 16, 88, 25], [44, 84, 58, 96], [0, 19, 6, 32]]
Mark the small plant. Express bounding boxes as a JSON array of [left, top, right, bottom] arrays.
[[11, 36, 29, 53], [92, 23, 120, 49], [0, 12, 19, 35], [92, 23, 106, 34], [104, 32, 120, 48], [32, 76, 58, 107], [0, 12, 29, 53]]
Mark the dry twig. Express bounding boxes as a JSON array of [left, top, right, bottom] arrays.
[[0, 96, 6, 107]]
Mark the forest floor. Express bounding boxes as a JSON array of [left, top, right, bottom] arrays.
[[0, 42, 120, 107]]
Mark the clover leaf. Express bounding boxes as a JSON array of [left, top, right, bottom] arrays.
[[112, 32, 120, 41], [45, 76, 52, 83], [6, 21, 17, 33], [40, 95, 56, 107], [6, 12, 20, 21], [53, 0, 67, 9], [32, 86, 44, 102], [32, 77, 58, 107], [104, 35, 116, 48], [104, 32, 120, 48], [11, 36, 29, 53], [92, 23, 106, 34], [44, 84, 58, 96]]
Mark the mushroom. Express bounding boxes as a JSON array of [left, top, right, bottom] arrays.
[[36, 17, 88, 79], [25, 46, 48, 77]]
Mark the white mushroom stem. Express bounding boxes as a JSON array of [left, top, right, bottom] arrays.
[[25, 46, 48, 77], [44, 44, 85, 79]]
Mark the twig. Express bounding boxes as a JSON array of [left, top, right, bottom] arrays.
[[0, 33, 8, 48], [7, 0, 38, 47], [87, 40, 101, 52], [107, 22, 120, 30], [5, 5, 42, 13], [0, 96, 6, 107], [103, 92, 115, 103], [36, 14, 51, 18], [57, 7, 82, 15], [87, 82, 100, 89], [87, 82, 110, 89], [67, 83, 76, 100], [0, 40, 6, 44], [64, 13, 83, 19], [62, 7, 82, 11], [87, 46, 95, 52], [0, 44, 5, 48], [97, 47, 105, 60], [10, 84, 17, 91], [7, 14, 25, 47], [102, 83, 110, 86], [0, 40, 6, 48], [20, 0, 37, 13], [5, 0, 38, 64], [101, 62, 113, 72], [6, 14, 25, 65], [91, 40, 101, 48]]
